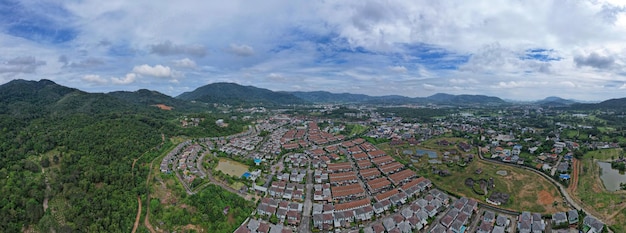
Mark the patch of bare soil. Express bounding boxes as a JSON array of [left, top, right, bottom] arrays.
[[131, 196, 142, 233]]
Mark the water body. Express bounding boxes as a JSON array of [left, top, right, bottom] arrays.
[[416, 149, 438, 158], [597, 161, 626, 191]]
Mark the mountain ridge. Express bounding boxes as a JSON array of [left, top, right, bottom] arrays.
[[1, 79, 624, 108]]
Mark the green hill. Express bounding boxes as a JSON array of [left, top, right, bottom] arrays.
[[177, 82, 307, 106], [0, 79, 249, 233]]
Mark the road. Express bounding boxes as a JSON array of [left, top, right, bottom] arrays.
[[477, 147, 613, 232], [551, 153, 563, 176], [298, 168, 314, 233]]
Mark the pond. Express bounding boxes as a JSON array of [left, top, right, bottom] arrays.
[[597, 161, 626, 191], [216, 158, 250, 177], [416, 149, 438, 159]]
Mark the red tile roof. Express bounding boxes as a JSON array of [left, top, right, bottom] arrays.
[[334, 198, 370, 211]]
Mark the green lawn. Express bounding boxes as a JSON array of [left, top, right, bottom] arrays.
[[424, 159, 567, 214], [583, 148, 623, 161]]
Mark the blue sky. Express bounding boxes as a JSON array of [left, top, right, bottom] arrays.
[[2, 0, 626, 101]]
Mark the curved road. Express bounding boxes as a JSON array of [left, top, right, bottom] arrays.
[[477, 147, 612, 232]]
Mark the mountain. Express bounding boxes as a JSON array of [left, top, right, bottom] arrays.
[[0, 79, 136, 116], [177, 82, 307, 106], [107, 89, 204, 111], [595, 97, 626, 108], [291, 90, 506, 105], [535, 96, 578, 106], [426, 93, 506, 105], [290, 91, 375, 103]]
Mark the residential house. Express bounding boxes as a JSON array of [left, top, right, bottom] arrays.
[[355, 206, 374, 222], [483, 211, 496, 224], [276, 208, 288, 223], [397, 221, 412, 233], [477, 221, 493, 233], [312, 213, 333, 230], [371, 223, 385, 233], [449, 219, 465, 233], [440, 215, 454, 228], [258, 222, 270, 233], [583, 216, 604, 233], [492, 225, 506, 233], [382, 217, 396, 232], [495, 215, 509, 227], [407, 215, 424, 231], [429, 223, 447, 233], [286, 210, 301, 225], [425, 204, 438, 217], [567, 210, 579, 225], [552, 212, 567, 226]]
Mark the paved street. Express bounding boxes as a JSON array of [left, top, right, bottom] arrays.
[[298, 168, 314, 233]]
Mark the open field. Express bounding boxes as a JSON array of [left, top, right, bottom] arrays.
[[425, 159, 568, 214], [572, 157, 626, 231], [381, 137, 567, 214], [583, 148, 623, 161], [215, 158, 249, 177]]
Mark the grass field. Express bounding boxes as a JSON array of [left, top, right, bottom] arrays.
[[424, 159, 568, 214], [583, 148, 623, 161], [573, 156, 626, 231], [380, 137, 568, 214], [216, 158, 249, 177]]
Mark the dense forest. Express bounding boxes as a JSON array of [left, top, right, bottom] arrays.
[[0, 80, 250, 232]]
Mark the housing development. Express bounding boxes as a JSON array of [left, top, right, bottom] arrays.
[[156, 103, 626, 233]]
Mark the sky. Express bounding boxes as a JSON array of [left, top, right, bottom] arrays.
[[2, 0, 626, 101]]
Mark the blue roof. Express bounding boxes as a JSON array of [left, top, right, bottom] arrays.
[[559, 174, 570, 179]]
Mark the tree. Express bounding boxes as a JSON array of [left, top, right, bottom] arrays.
[[269, 214, 278, 224], [40, 158, 50, 168]]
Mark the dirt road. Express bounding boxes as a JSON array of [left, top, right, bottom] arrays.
[[131, 196, 142, 233]]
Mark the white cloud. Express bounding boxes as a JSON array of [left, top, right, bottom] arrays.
[[111, 73, 137, 85], [449, 78, 479, 84], [81, 74, 108, 84], [0, 56, 46, 75], [132, 64, 174, 78], [150, 41, 207, 57], [267, 73, 286, 81], [4, 0, 626, 100], [173, 58, 197, 68], [228, 44, 255, 57], [422, 83, 436, 90], [388, 66, 407, 73]]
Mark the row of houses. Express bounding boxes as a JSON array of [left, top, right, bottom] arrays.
[[255, 198, 304, 226], [429, 197, 479, 233], [267, 181, 305, 201], [362, 188, 450, 233], [475, 210, 512, 233], [234, 218, 294, 233]]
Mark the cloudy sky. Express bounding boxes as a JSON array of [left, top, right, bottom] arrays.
[[2, 0, 626, 101]]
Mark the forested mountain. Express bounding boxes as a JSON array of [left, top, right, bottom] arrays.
[[534, 96, 578, 107], [291, 90, 506, 105], [107, 89, 207, 111], [177, 82, 307, 106], [569, 97, 626, 111], [0, 79, 249, 232], [425, 93, 506, 105], [290, 91, 376, 103]]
